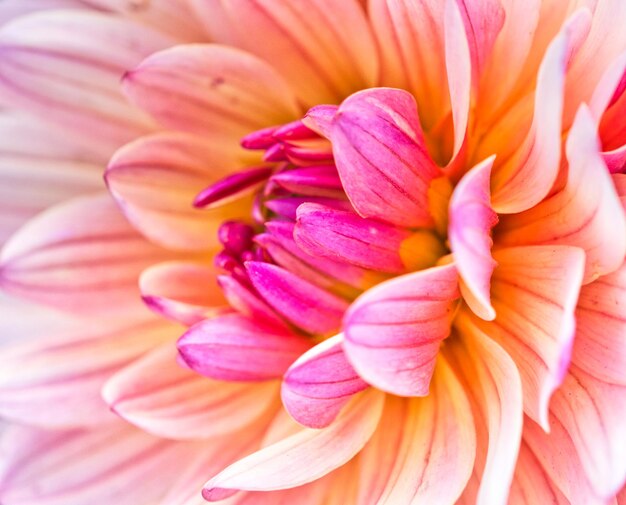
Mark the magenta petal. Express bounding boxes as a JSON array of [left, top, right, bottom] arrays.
[[194, 165, 272, 208], [343, 264, 460, 396], [329, 88, 441, 227], [294, 202, 410, 273], [246, 261, 349, 335], [282, 335, 369, 429], [177, 313, 310, 381], [271, 165, 343, 197]]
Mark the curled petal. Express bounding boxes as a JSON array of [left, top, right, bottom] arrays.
[[343, 263, 460, 396], [449, 156, 498, 320], [177, 313, 311, 381], [459, 246, 585, 430], [330, 88, 441, 228], [202, 389, 385, 501], [497, 105, 626, 284], [281, 334, 368, 429], [102, 343, 279, 440], [356, 359, 476, 505]]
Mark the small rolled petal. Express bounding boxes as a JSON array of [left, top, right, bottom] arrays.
[[123, 44, 300, 138], [281, 335, 368, 429], [102, 343, 279, 440], [459, 245, 585, 430], [177, 313, 311, 382], [343, 264, 460, 396], [194, 166, 273, 208], [139, 261, 227, 326], [497, 105, 626, 284], [265, 196, 353, 221], [202, 389, 385, 501], [449, 156, 498, 320], [271, 166, 343, 198], [491, 10, 592, 213], [604, 144, 626, 174], [246, 261, 349, 335], [356, 359, 476, 505], [273, 120, 317, 142], [330, 88, 441, 228]]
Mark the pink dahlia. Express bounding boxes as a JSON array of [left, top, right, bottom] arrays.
[[0, 1, 625, 504]]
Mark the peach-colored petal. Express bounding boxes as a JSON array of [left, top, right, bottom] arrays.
[[446, 325, 523, 505], [0, 421, 204, 505], [107, 131, 253, 251], [123, 44, 300, 138], [0, 299, 172, 428], [281, 334, 369, 429], [343, 263, 460, 397], [449, 156, 498, 320], [356, 359, 475, 505], [573, 263, 626, 385], [368, 0, 449, 131], [329, 88, 441, 228], [102, 343, 279, 440], [497, 106, 626, 284], [0, 11, 173, 152], [491, 10, 592, 213], [207, 0, 378, 107], [202, 389, 384, 501], [139, 261, 227, 326], [177, 313, 311, 382], [0, 193, 178, 314], [459, 245, 585, 430]]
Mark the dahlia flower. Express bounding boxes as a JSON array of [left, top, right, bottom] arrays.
[[0, 1, 625, 504]]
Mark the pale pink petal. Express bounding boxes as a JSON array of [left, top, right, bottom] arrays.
[[206, 0, 378, 107], [102, 343, 279, 440], [343, 263, 460, 396], [107, 131, 253, 251], [139, 261, 227, 326], [202, 389, 385, 501], [281, 334, 369, 429], [177, 313, 311, 381], [368, 0, 449, 131], [329, 88, 441, 228], [508, 442, 569, 505], [573, 262, 626, 385], [497, 105, 626, 284], [446, 326, 523, 505], [491, 10, 592, 213], [448, 156, 498, 320], [0, 114, 102, 247], [356, 359, 475, 505], [0, 0, 90, 27], [0, 422, 207, 505], [0, 11, 174, 153], [588, 52, 626, 123], [0, 193, 177, 314], [123, 44, 300, 138], [302, 104, 337, 139], [458, 245, 585, 429], [0, 300, 173, 428], [246, 261, 349, 335]]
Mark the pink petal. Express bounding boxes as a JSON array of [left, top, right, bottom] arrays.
[[497, 105, 626, 284], [356, 359, 475, 504], [302, 104, 338, 139], [177, 313, 311, 381], [246, 261, 349, 335], [343, 263, 460, 396], [206, 0, 378, 107], [107, 131, 253, 251], [270, 165, 343, 198], [281, 334, 368, 429], [604, 144, 626, 174], [0, 300, 173, 428], [449, 156, 498, 320], [123, 44, 300, 138], [0, 11, 174, 153], [202, 389, 384, 501], [459, 245, 585, 430], [329, 88, 441, 228], [139, 261, 227, 326], [102, 343, 279, 440], [0, 193, 177, 314], [446, 324, 523, 505], [0, 1, 91, 27], [573, 262, 626, 385], [491, 10, 592, 213]]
